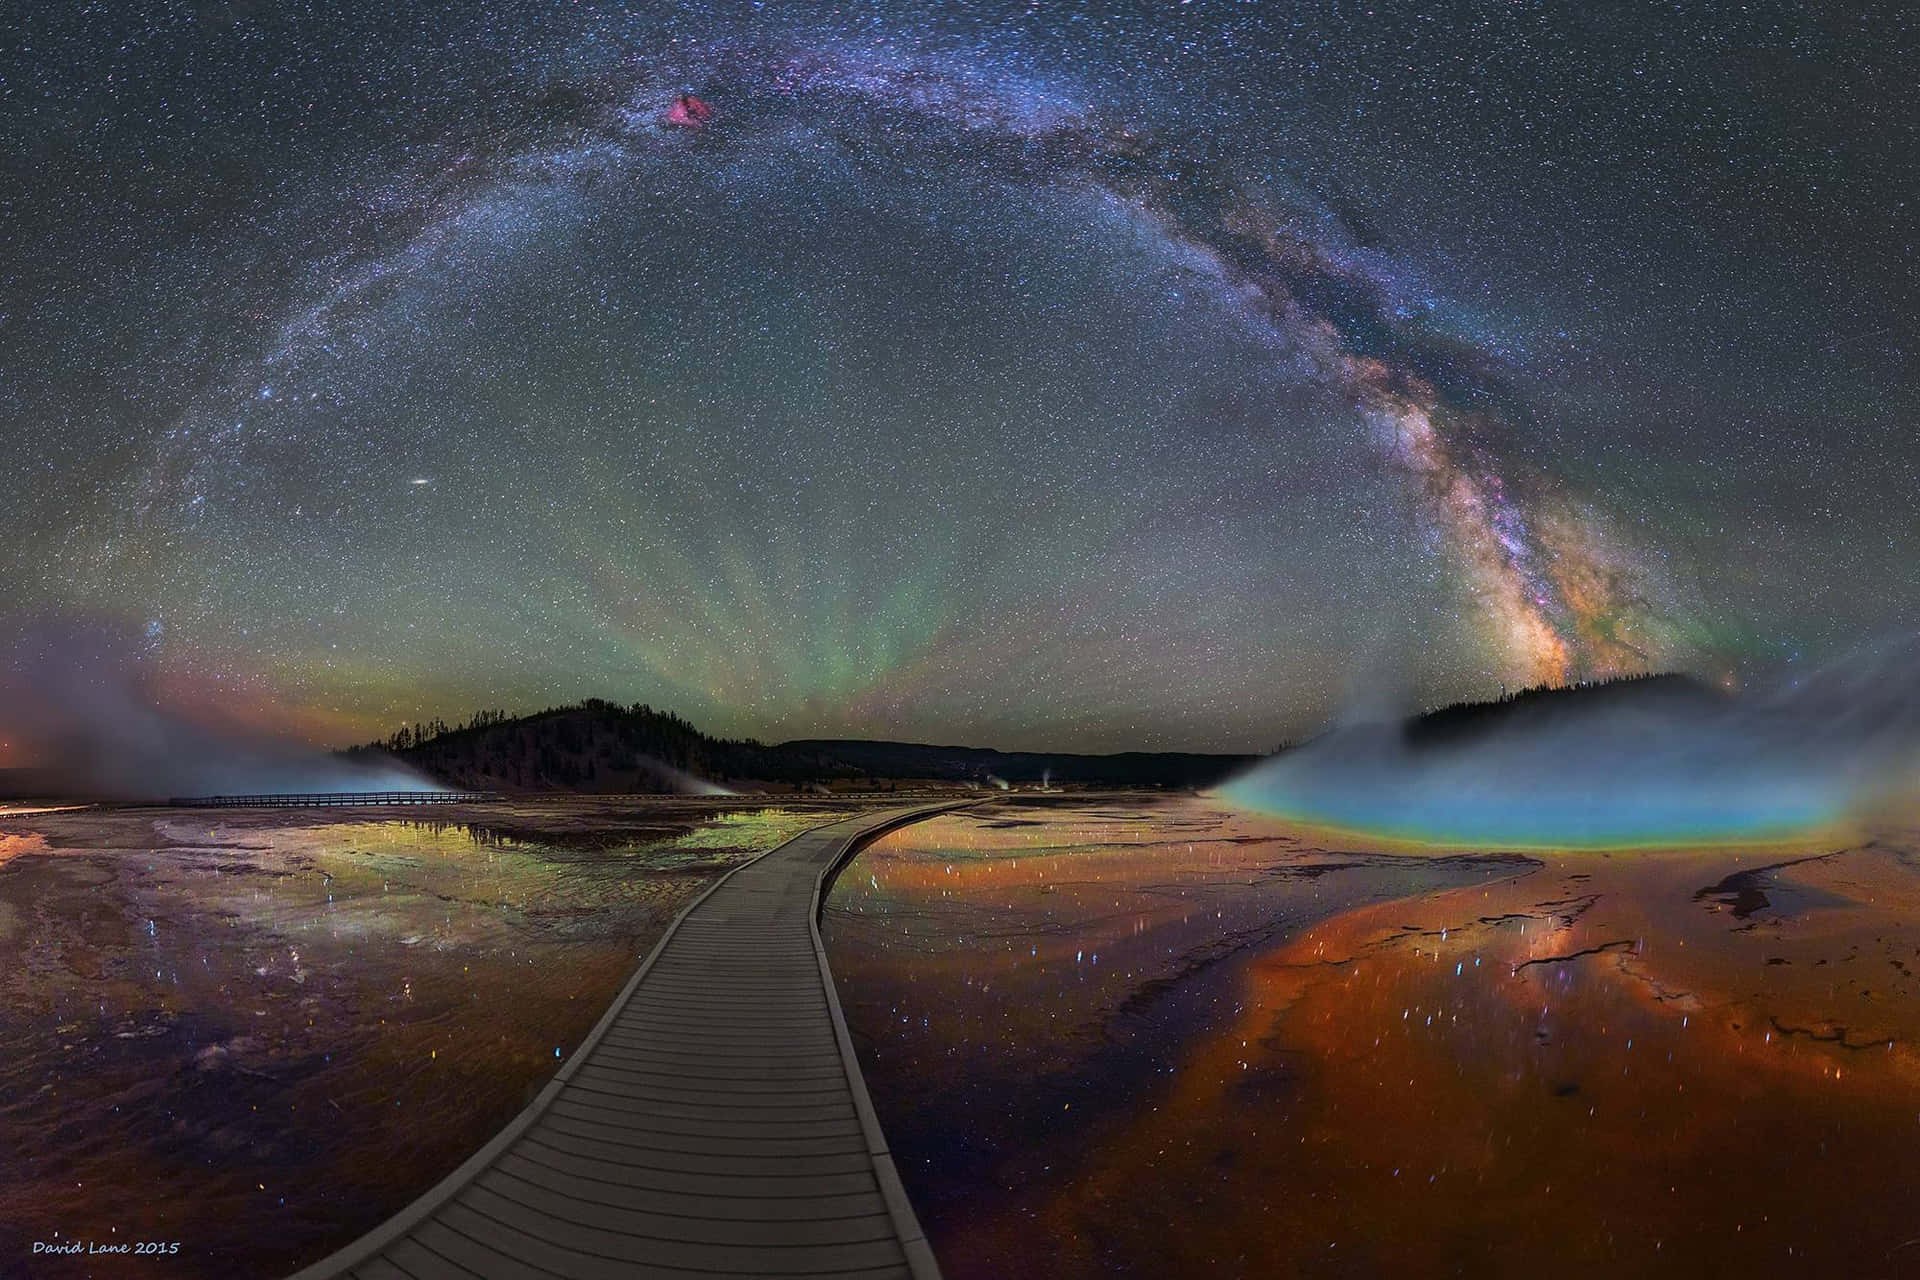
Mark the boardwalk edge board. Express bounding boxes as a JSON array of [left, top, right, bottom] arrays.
[[285, 802, 962, 1280], [810, 810, 961, 1280]]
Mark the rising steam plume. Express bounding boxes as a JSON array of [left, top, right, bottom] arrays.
[[1, 622, 439, 800], [1222, 641, 1920, 847]]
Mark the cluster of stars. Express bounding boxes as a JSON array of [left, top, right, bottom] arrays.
[[3, 1, 1913, 756]]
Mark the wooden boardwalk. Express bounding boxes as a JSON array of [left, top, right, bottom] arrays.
[[291, 804, 957, 1280], [167, 791, 501, 809]]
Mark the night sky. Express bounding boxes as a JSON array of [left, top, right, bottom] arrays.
[[3, 1, 1915, 756]]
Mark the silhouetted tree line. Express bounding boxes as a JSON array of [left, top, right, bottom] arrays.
[[342, 697, 1256, 793], [1266, 674, 1703, 756], [1423, 671, 1691, 719], [345, 699, 866, 792], [364, 708, 512, 754], [1404, 672, 1712, 749]]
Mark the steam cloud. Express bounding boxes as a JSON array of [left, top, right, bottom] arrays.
[[1, 622, 439, 801], [1222, 639, 1920, 846]]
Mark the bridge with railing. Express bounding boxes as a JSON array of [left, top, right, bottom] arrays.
[[165, 790, 502, 809]]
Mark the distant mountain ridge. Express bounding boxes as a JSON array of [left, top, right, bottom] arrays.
[[356, 681, 1714, 796], [346, 700, 1257, 793], [777, 738, 1257, 788]]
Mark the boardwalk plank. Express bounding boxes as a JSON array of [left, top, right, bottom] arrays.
[[547, 1093, 864, 1137], [470, 1170, 901, 1247], [406, 1222, 544, 1278], [452, 1184, 910, 1273], [536, 1111, 871, 1156], [521, 1131, 879, 1180], [581, 1046, 848, 1074], [347, 1261, 414, 1280], [385, 1238, 481, 1279], [432, 1208, 912, 1280], [572, 1071, 853, 1102], [606, 1015, 838, 1035], [617, 998, 831, 1016], [503, 1143, 880, 1197], [563, 1080, 859, 1120], [494, 1150, 885, 1218]]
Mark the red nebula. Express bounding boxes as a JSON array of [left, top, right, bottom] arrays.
[[665, 94, 712, 127]]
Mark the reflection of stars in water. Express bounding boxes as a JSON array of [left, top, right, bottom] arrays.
[[843, 804, 1920, 1272]]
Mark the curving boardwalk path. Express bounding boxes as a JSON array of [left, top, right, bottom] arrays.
[[290, 803, 960, 1280]]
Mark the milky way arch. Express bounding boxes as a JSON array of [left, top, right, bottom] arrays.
[[133, 38, 1687, 738]]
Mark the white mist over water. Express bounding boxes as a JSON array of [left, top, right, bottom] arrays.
[[1, 622, 442, 800], [1223, 638, 1920, 846]]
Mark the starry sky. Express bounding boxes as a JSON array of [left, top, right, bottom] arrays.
[[2, 1, 1916, 757]]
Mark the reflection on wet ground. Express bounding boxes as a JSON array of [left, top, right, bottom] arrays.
[[0, 800, 850, 1277], [824, 797, 1920, 1278]]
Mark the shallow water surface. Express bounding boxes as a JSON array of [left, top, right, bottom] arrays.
[[825, 797, 1920, 1278], [0, 800, 847, 1277]]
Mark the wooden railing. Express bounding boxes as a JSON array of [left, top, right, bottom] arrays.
[[165, 791, 500, 809]]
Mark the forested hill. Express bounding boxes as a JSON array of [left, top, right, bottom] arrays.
[[345, 700, 1256, 793], [1400, 672, 1724, 750], [343, 701, 854, 793]]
